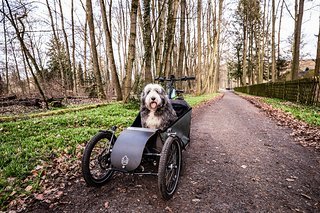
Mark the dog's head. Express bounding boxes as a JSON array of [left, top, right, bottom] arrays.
[[141, 84, 167, 111]]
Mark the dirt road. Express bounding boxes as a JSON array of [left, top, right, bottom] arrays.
[[28, 92, 320, 212]]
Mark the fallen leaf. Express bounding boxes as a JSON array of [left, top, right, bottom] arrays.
[[285, 178, 295, 182], [165, 206, 173, 212], [35, 193, 45, 200], [104, 201, 109, 208], [25, 185, 33, 192]]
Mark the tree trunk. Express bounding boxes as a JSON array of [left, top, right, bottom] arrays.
[[58, 0, 72, 90], [271, 0, 276, 82], [71, 0, 77, 93], [21, 49, 31, 93], [2, 0, 9, 94], [142, 0, 153, 83], [155, 1, 166, 77], [83, 20, 88, 86], [213, 0, 223, 92], [162, 0, 178, 77], [122, 0, 138, 103], [315, 16, 320, 77], [291, 0, 305, 80], [177, 0, 186, 88], [196, 0, 202, 94], [98, 0, 122, 100], [242, 20, 248, 85], [86, 0, 106, 99], [277, 0, 284, 79]]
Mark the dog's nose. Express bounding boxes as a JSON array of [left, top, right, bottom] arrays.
[[151, 97, 156, 101]]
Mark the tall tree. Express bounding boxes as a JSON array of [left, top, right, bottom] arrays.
[[315, 16, 320, 77], [99, 0, 122, 101], [155, 1, 166, 76], [277, 0, 284, 79], [213, 0, 223, 92], [291, 0, 305, 80], [177, 0, 186, 87], [196, 0, 202, 93], [71, 0, 77, 93], [58, 0, 72, 90], [162, 0, 178, 77], [271, 0, 276, 82], [122, 0, 138, 102], [2, 0, 9, 94], [86, 0, 106, 99], [142, 0, 153, 83]]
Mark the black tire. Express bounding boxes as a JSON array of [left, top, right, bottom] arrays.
[[81, 131, 116, 187], [158, 136, 182, 200]]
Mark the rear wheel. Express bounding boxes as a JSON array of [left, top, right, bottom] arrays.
[[158, 136, 182, 200], [82, 131, 116, 187]]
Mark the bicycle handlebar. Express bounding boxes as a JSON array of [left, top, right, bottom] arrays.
[[155, 75, 196, 82]]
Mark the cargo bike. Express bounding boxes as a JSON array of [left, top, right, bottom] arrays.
[[81, 75, 195, 200]]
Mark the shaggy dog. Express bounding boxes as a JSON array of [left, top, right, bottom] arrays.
[[140, 84, 177, 130]]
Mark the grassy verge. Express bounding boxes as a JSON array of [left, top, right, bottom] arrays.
[[236, 92, 320, 127], [262, 98, 320, 126], [0, 93, 218, 209]]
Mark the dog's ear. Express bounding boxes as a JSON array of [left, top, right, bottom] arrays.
[[140, 90, 145, 104]]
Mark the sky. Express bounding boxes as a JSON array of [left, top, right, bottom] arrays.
[[280, 0, 319, 59]]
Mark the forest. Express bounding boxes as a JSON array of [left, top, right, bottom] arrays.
[[0, 0, 319, 106], [1, 0, 320, 211]]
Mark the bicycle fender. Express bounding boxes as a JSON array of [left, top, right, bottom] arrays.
[[110, 127, 157, 171]]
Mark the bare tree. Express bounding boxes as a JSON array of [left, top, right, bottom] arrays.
[[291, 0, 305, 80], [155, 1, 166, 76], [177, 0, 186, 88], [162, 0, 178, 77], [271, 0, 276, 82], [213, 0, 223, 92], [196, 0, 202, 93], [71, 0, 77, 93], [277, 0, 284, 79], [58, 0, 72, 90], [142, 0, 153, 83], [122, 0, 139, 102], [2, 0, 9, 94], [86, 0, 106, 99], [315, 15, 320, 77], [2, 0, 48, 107], [99, 0, 122, 101]]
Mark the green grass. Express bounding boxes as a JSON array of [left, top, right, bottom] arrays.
[[262, 98, 320, 126], [185, 93, 221, 106], [0, 93, 218, 209]]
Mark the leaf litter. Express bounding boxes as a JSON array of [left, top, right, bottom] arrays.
[[241, 95, 320, 151], [7, 143, 85, 212]]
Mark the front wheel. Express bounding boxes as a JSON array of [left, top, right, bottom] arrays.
[[158, 136, 182, 200], [82, 131, 116, 187]]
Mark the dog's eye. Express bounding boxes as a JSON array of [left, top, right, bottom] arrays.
[[146, 90, 151, 94]]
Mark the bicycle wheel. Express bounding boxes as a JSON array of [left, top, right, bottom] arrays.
[[82, 131, 116, 187], [158, 136, 182, 200]]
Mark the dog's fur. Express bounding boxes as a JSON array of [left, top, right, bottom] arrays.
[[140, 84, 177, 130]]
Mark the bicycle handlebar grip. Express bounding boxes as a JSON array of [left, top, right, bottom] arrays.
[[154, 77, 165, 82], [186, 76, 196, 80]]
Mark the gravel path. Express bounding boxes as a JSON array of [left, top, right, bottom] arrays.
[[27, 92, 320, 212]]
